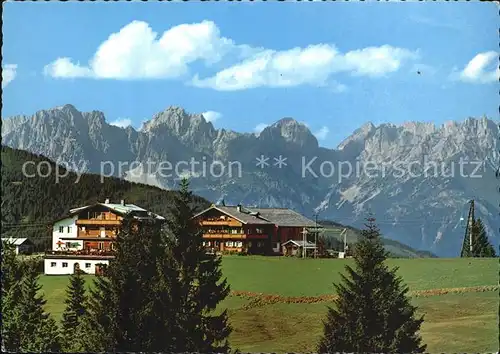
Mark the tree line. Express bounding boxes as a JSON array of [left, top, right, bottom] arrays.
[[2, 178, 428, 353]]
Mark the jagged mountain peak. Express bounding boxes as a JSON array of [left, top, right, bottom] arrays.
[[259, 116, 318, 149], [141, 106, 215, 136], [52, 103, 79, 112]]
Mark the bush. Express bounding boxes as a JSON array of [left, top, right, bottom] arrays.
[[19, 255, 44, 274]]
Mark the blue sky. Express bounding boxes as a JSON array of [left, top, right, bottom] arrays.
[[2, 2, 498, 148]]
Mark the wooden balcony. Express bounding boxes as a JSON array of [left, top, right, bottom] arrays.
[[44, 250, 115, 259], [76, 219, 121, 226], [200, 220, 242, 227], [77, 230, 116, 238], [202, 233, 268, 240]]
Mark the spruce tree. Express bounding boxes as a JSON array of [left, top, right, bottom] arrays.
[[471, 219, 496, 257], [77, 216, 165, 352], [1, 240, 23, 351], [165, 178, 231, 352], [60, 268, 87, 351], [16, 260, 61, 352], [317, 217, 426, 353]]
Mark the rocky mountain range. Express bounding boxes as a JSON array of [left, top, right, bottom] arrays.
[[2, 104, 499, 256]]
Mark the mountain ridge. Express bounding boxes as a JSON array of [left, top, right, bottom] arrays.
[[2, 104, 498, 257]]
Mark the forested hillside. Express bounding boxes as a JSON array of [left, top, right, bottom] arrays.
[[1, 146, 210, 250]]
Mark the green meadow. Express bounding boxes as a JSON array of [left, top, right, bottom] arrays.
[[39, 256, 499, 353]]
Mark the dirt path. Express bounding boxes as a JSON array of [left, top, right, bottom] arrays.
[[230, 285, 499, 310]]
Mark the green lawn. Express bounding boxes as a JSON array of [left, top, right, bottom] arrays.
[[38, 256, 499, 353], [224, 291, 499, 353], [220, 256, 498, 296]]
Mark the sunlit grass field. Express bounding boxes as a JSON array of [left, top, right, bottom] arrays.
[[39, 256, 499, 353]]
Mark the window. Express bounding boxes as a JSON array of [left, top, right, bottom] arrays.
[[236, 241, 243, 247], [226, 241, 234, 247], [85, 263, 91, 268], [98, 242, 104, 250], [50, 262, 56, 267], [67, 226, 72, 233], [256, 228, 263, 234], [58, 226, 64, 233], [62, 262, 68, 268]]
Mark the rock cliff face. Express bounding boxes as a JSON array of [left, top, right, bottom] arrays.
[[2, 104, 498, 256]]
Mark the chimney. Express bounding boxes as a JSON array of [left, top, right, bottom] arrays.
[[121, 199, 125, 206], [105, 198, 110, 204], [237, 204, 241, 213]]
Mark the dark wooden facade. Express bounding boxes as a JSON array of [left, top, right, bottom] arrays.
[[195, 206, 315, 255]]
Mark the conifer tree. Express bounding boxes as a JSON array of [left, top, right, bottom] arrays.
[[317, 217, 426, 353], [76, 275, 115, 352], [1, 240, 23, 351], [165, 178, 231, 352], [471, 218, 496, 257], [77, 216, 165, 352], [16, 260, 61, 352], [60, 268, 87, 351]]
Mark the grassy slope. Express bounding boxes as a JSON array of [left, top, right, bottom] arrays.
[[220, 256, 497, 296], [226, 292, 498, 353], [39, 257, 498, 353]]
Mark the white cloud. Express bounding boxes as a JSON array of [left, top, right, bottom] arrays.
[[2, 64, 18, 88], [314, 126, 330, 140], [254, 123, 269, 135], [43, 19, 418, 92], [110, 118, 133, 128], [192, 44, 419, 91], [457, 51, 498, 84], [44, 20, 243, 79], [202, 111, 222, 122]]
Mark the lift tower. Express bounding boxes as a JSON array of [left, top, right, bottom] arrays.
[[460, 200, 475, 257]]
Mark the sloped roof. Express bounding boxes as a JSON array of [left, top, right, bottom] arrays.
[[61, 202, 165, 222], [193, 205, 320, 227], [282, 240, 317, 248], [192, 205, 273, 224], [249, 207, 318, 227], [1, 238, 32, 246]]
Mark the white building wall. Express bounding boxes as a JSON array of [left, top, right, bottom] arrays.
[[44, 258, 110, 275], [52, 216, 80, 250]]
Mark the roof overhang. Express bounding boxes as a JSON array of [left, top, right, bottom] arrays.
[[192, 205, 250, 225]]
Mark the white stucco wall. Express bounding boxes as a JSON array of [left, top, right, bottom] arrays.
[[44, 258, 110, 275], [52, 216, 79, 250]]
